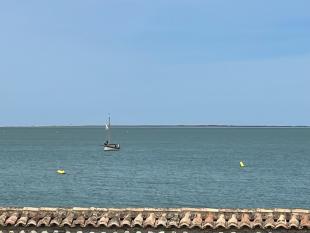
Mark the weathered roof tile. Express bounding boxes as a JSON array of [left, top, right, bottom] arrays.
[[132, 213, 143, 227], [227, 213, 238, 228], [202, 213, 214, 228], [0, 207, 309, 231], [72, 214, 85, 227], [275, 213, 288, 229], [5, 212, 19, 226], [61, 212, 74, 227], [0, 212, 8, 226], [84, 213, 98, 227], [107, 214, 120, 228], [179, 212, 191, 228], [253, 212, 263, 228], [215, 213, 226, 229], [37, 214, 51, 227], [155, 213, 167, 227], [120, 213, 131, 227], [167, 213, 179, 228], [190, 213, 202, 228], [289, 213, 299, 229], [143, 213, 156, 228], [264, 213, 275, 228], [15, 212, 28, 227], [300, 214, 310, 229]]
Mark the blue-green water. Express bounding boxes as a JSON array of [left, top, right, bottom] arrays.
[[0, 127, 309, 208]]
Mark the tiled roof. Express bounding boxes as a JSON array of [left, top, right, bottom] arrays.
[[0, 208, 310, 230]]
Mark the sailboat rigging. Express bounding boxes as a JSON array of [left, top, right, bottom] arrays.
[[103, 115, 120, 151]]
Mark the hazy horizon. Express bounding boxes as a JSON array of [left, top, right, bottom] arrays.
[[1, 124, 309, 127]]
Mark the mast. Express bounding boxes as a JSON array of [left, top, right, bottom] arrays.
[[107, 114, 111, 143], [108, 114, 111, 129]]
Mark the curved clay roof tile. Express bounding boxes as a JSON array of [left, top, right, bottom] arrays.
[[167, 213, 179, 228], [26, 217, 39, 227], [275, 214, 288, 229], [264, 213, 275, 229], [202, 213, 214, 229], [227, 213, 238, 228], [49, 212, 64, 227], [253, 213, 263, 228], [288, 213, 299, 229], [5, 212, 19, 226], [120, 213, 132, 227], [15, 212, 29, 227], [84, 214, 98, 227], [155, 213, 167, 227], [190, 213, 202, 229], [179, 212, 191, 227], [72, 215, 85, 227], [238, 213, 251, 229], [60, 212, 74, 227], [107, 215, 120, 228], [215, 213, 226, 229], [143, 213, 156, 228], [97, 214, 109, 227], [37, 215, 51, 227], [0, 212, 8, 226], [300, 214, 310, 229], [132, 213, 143, 227]]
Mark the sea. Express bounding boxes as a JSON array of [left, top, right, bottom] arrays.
[[0, 127, 309, 208]]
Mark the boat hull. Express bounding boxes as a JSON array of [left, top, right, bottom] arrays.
[[103, 144, 120, 151]]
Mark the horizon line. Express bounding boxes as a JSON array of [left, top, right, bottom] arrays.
[[0, 124, 309, 128]]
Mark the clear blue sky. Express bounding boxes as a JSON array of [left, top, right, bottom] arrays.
[[0, 1, 309, 126]]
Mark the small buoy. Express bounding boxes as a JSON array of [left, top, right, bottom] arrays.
[[240, 161, 245, 168], [57, 169, 66, 174]]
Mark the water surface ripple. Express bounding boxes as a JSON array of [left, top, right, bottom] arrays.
[[0, 127, 309, 208]]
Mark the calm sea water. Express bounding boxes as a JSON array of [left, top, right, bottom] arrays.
[[0, 127, 309, 208]]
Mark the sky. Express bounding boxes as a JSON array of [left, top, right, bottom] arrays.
[[0, 0, 309, 126]]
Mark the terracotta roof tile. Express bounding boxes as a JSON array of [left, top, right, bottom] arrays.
[[264, 213, 275, 228], [191, 213, 202, 228], [155, 213, 167, 227], [289, 213, 300, 229], [120, 213, 131, 227], [252, 212, 262, 228], [215, 213, 226, 228], [239, 213, 251, 228], [84, 212, 98, 227], [143, 213, 156, 228], [179, 212, 191, 227], [301, 214, 310, 229], [27, 211, 41, 227], [72, 214, 85, 227], [227, 213, 238, 228], [61, 212, 74, 227], [108, 214, 120, 228], [49, 211, 64, 227], [133, 213, 144, 227], [0, 212, 8, 225], [15, 212, 28, 227], [275, 213, 288, 229], [0, 207, 309, 230], [5, 212, 19, 226], [202, 212, 214, 228], [167, 213, 179, 228], [37, 214, 51, 227]]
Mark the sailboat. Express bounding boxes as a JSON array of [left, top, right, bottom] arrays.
[[103, 115, 120, 151]]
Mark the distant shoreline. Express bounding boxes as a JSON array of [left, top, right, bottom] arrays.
[[0, 125, 309, 128]]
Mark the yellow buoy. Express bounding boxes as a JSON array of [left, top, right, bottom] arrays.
[[57, 169, 66, 174], [240, 161, 245, 168]]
